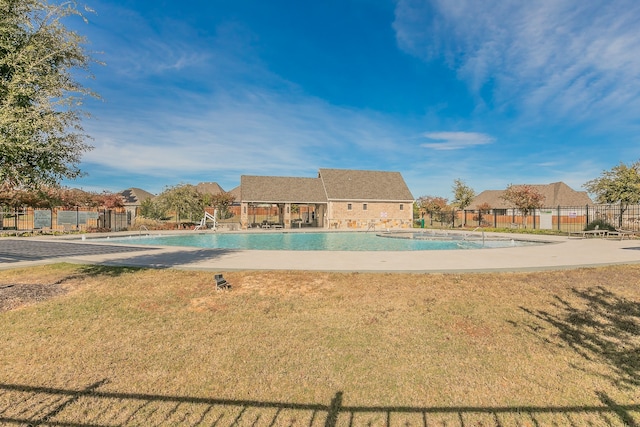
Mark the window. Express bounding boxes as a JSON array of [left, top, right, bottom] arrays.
[[400, 204, 404, 211], [363, 203, 368, 210], [347, 203, 352, 211]]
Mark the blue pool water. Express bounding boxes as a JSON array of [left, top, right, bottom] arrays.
[[101, 231, 543, 251]]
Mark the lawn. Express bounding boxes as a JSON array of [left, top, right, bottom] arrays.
[[0, 263, 639, 426]]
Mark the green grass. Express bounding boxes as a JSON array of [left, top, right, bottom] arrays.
[[1, 264, 639, 426]]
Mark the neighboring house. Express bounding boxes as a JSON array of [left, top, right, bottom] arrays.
[[195, 182, 225, 197], [119, 188, 155, 223], [469, 182, 593, 229], [239, 168, 415, 230], [470, 182, 593, 210]]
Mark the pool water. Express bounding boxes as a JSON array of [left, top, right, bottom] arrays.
[[101, 231, 542, 251]]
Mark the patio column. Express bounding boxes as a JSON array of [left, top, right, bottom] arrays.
[[284, 203, 292, 228], [241, 202, 249, 229]]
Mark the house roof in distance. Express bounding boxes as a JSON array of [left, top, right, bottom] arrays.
[[195, 182, 225, 196], [471, 182, 593, 209], [119, 188, 155, 205]]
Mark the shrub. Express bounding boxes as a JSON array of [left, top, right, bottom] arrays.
[[585, 219, 616, 231]]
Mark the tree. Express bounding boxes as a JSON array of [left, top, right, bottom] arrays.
[[584, 161, 640, 227], [473, 202, 492, 226], [416, 195, 451, 226], [500, 184, 545, 228], [139, 198, 168, 220], [451, 179, 475, 210], [1, 0, 98, 190], [0, 183, 122, 209], [157, 184, 206, 225], [451, 178, 475, 226], [209, 191, 236, 219]]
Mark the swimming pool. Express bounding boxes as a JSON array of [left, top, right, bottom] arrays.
[[100, 231, 544, 251]]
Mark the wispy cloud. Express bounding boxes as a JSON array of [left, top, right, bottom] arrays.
[[82, 85, 413, 191], [393, 0, 640, 129], [421, 131, 494, 150]]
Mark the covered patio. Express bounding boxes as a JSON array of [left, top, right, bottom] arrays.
[[239, 175, 328, 229], [243, 202, 325, 229]]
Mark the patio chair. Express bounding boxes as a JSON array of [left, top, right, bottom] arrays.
[[214, 274, 231, 290]]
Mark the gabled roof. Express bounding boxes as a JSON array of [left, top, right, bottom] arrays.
[[196, 182, 225, 196], [120, 188, 155, 205], [319, 168, 414, 201], [240, 175, 327, 203], [228, 185, 241, 202], [471, 182, 593, 209]]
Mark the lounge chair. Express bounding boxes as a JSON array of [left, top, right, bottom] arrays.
[[613, 228, 640, 240], [568, 225, 608, 238], [214, 274, 231, 290]]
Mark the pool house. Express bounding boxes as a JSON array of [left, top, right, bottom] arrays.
[[239, 168, 415, 230]]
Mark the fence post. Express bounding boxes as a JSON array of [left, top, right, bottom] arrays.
[[557, 205, 561, 231], [494, 210, 497, 228], [585, 204, 589, 228], [533, 208, 536, 229]]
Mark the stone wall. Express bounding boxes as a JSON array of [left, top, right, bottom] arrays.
[[327, 201, 413, 230]]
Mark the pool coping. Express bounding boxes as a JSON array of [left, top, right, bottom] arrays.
[[3, 229, 640, 273]]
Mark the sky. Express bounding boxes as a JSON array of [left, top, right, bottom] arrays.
[[62, 0, 640, 199]]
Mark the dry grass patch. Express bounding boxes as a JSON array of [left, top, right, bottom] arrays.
[[0, 264, 639, 425]]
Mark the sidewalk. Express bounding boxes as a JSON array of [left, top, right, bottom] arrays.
[[2, 233, 640, 272]]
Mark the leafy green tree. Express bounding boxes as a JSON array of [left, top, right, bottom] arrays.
[[157, 184, 205, 225], [139, 198, 167, 220], [501, 184, 545, 228], [584, 161, 640, 227], [1, 0, 99, 190], [451, 179, 475, 210], [451, 179, 475, 226]]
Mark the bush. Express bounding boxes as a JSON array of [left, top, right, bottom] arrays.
[[585, 219, 616, 231], [134, 217, 176, 230]]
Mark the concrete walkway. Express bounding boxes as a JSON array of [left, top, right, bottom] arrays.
[[2, 231, 640, 273]]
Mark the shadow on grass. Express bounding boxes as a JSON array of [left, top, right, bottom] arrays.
[[0, 381, 638, 426], [77, 265, 144, 277], [519, 286, 640, 388]]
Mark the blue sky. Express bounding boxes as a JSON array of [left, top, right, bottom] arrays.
[[63, 0, 640, 200]]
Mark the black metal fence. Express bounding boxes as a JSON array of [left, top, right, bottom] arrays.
[[420, 204, 640, 233], [0, 207, 129, 233], [463, 204, 640, 232]]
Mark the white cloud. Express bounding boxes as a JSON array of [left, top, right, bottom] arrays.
[[393, 0, 640, 128], [82, 87, 412, 182], [421, 131, 494, 150]]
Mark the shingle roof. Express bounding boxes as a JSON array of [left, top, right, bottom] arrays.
[[228, 185, 241, 202], [196, 182, 225, 196], [471, 182, 593, 209], [319, 168, 414, 201], [119, 188, 155, 205], [240, 175, 327, 203]]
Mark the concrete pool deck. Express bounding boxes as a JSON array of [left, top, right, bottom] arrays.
[[3, 230, 640, 273]]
